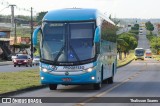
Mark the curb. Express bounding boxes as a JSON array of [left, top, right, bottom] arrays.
[[0, 61, 12, 66], [117, 58, 134, 68], [0, 64, 12, 66], [0, 85, 47, 97]]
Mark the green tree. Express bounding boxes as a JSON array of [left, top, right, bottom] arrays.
[[145, 21, 154, 34], [130, 24, 139, 35], [16, 15, 30, 21], [36, 11, 47, 25], [117, 33, 138, 59], [131, 24, 139, 30], [117, 38, 128, 60], [109, 15, 120, 25], [150, 37, 160, 54]]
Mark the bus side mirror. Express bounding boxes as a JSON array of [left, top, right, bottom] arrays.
[[94, 27, 100, 54], [94, 27, 100, 43], [32, 26, 41, 46]]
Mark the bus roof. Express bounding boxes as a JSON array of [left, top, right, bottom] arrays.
[[43, 8, 98, 21], [43, 8, 114, 25], [135, 48, 144, 50]]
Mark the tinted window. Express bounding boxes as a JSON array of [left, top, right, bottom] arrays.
[[17, 55, 28, 59]]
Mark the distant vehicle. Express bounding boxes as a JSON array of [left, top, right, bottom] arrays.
[[146, 49, 151, 51], [11, 54, 24, 61], [32, 56, 40, 66], [11, 55, 17, 61], [135, 48, 145, 60], [13, 54, 32, 67], [139, 31, 143, 35], [145, 49, 152, 58]]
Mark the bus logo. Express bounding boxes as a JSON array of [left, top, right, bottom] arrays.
[[65, 71, 69, 75]]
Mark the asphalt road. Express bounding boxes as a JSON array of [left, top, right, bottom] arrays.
[[1, 33, 160, 106], [0, 64, 38, 72]]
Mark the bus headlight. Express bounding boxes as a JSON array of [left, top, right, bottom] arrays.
[[41, 67, 52, 73], [42, 68, 48, 72], [83, 67, 95, 72], [87, 68, 93, 72]]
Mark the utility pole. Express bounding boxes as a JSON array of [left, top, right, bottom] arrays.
[[31, 7, 33, 58], [14, 19, 17, 44], [9, 4, 16, 53], [9, 5, 16, 27]]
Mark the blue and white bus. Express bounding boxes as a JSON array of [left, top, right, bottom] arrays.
[[33, 8, 117, 90]]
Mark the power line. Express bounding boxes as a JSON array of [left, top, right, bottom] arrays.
[[0, 6, 9, 12], [0, 0, 37, 15]]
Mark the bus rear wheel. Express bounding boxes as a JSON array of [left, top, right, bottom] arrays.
[[108, 77, 113, 84], [49, 84, 57, 90], [93, 83, 101, 90]]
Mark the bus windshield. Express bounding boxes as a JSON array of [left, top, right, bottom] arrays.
[[135, 49, 144, 56], [41, 22, 95, 63]]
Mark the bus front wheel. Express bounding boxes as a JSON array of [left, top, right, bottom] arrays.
[[93, 83, 101, 90], [49, 84, 57, 90]]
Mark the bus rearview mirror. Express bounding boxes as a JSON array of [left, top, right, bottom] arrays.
[[32, 26, 41, 46], [94, 27, 100, 43]]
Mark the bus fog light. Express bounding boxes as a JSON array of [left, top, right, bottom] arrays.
[[91, 76, 95, 80], [41, 77, 44, 80]]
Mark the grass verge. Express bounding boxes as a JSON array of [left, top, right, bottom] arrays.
[[117, 51, 135, 67], [152, 55, 160, 61], [0, 68, 40, 94]]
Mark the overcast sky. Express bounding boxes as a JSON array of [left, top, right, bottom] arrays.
[[0, 0, 160, 19]]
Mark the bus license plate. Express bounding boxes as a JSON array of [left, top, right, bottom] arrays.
[[62, 78, 71, 82]]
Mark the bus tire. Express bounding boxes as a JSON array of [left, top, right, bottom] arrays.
[[49, 84, 57, 90], [102, 66, 108, 84], [93, 83, 101, 90], [102, 79, 108, 84], [108, 64, 114, 84], [108, 77, 113, 84]]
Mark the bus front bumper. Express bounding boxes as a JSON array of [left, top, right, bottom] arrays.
[[40, 70, 98, 85], [135, 56, 144, 60]]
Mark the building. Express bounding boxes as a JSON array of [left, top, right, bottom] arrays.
[[0, 28, 11, 60], [10, 37, 30, 45], [10, 37, 31, 54]]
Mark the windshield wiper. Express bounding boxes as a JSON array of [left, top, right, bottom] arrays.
[[53, 45, 65, 63], [69, 45, 81, 63]]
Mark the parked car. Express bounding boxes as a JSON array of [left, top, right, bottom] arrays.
[[32, 56, 40, 66], [13, 54, 32, 67]]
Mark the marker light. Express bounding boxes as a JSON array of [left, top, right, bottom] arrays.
[[91, 76, 95, 80]]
